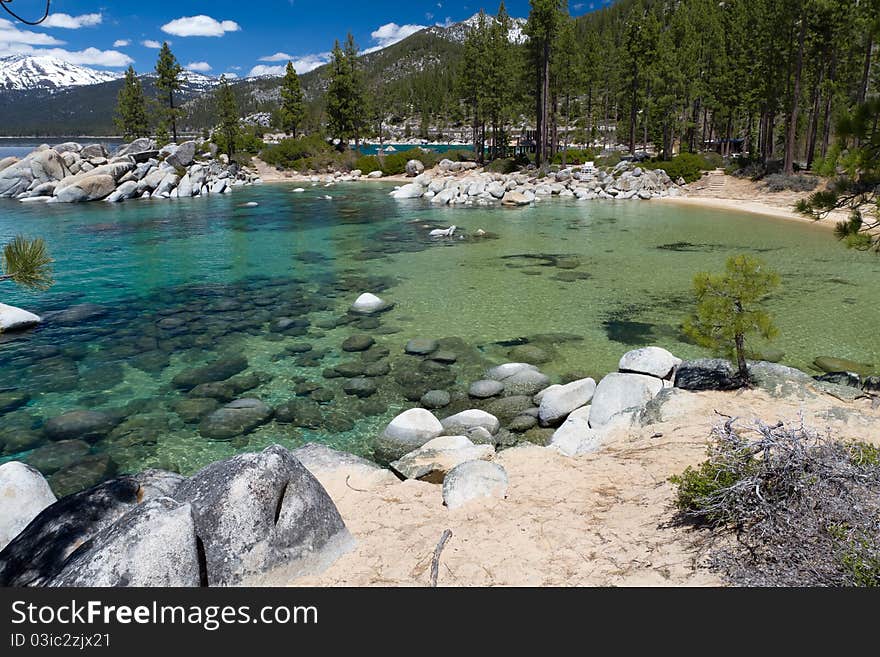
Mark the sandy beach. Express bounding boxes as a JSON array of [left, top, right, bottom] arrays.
[[295, 387, 880, 587], [658, 169, 850, 229]]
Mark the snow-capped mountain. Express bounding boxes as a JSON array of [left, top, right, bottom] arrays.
[[434, 13, 528, 44], [0, 55, 124, 91]]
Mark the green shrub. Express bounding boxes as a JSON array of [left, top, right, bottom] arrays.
[[354, 154, 381, 174], [374, 148, 441, 175], [669, 460, 742, 522], [643, 153, 706, 183], [596, 151, 622, 168], [485, 158, 518, 174], [764, 173, 819, 192], [700, 151, 724, 169], [260, 135, 334, 169]]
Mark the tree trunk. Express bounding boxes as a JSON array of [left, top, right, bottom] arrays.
[[734, 332, 749, 384], [784, 11, 806, 176], [820, 53, 837, 158], [805, 62, 824, 170], [169, 91, 177, 143], [857, 32, 874, 105], [629, 60, 638, 155]]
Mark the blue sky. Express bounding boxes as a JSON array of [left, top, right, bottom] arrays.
[[0, 1, 612, 77]]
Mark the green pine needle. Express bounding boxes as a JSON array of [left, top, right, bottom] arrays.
[[1, 235, 55, 291]]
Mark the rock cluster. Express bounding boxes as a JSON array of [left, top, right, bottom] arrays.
[[390, 160, 682, 206], [0, 138, 261, 204], [0, 445, 352, 587]]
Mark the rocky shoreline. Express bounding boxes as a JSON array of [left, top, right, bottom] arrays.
[[0, 138, 262, 203], [389, 158, 684, 206], [1, 321, 876, 586]]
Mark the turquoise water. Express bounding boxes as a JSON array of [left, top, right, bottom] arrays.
[[357, 143, 471, 156], [1, 183, 878, 494]]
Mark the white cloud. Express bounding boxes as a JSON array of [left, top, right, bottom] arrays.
[[223, 72, 238, 78], [142, 40, 162, 49], [436, 17, 454, 28], [185, 61, 212, 72], [161, 15, 241, 37], [0, 18, 65, 46], [0, 41, 133, 67], [41, 13, 103, 29], [0, 18, 130, 67], [248, 52, 330, 76], [363, 22, 425, 53], [113, 39, 130, 47], [259, 52, 293, 62]]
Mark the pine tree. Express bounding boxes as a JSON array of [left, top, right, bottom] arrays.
[[114, 66, 149, 140], [280, 61, 305, 137], [526, 0, 566, 167], [215, 75, 240, 156], [326, 34, 367, 147], [155, 42, 183, 143], [0, 235, 54, 292], [684, 255, 780, 384]]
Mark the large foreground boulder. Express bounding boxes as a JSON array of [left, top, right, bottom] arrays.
[[0, 463, 56, 551], [48, 498, 200, 587], [589, 372, 663, 427], [0, 477, 143, 586], [174, 445, 352, 586], [548, 406, 602, 456]]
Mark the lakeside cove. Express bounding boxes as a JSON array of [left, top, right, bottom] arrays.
[[1, 138, 879, 588]]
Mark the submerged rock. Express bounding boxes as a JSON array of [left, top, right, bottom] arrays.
[[405, 338, 439, 355], [469, 379, 505, 398], [199, 398, 273, 439], [172, 355, 249, 390], [43, 410, 120, 442]]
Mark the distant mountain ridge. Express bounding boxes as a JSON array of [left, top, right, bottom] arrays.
[[0, 13, 522, 135], [0, 55, 124, 91]]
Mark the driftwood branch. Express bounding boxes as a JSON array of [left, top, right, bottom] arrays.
[[430, 529, 453, 587]]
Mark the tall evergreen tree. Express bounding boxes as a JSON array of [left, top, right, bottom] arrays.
[[155, 42, 183, 143], [279, 61, 305, 137], [326, 34, 367, 147], [525, 0, 566, 167], [215, 75, 240, 156], [114, 66, 149, 140]]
